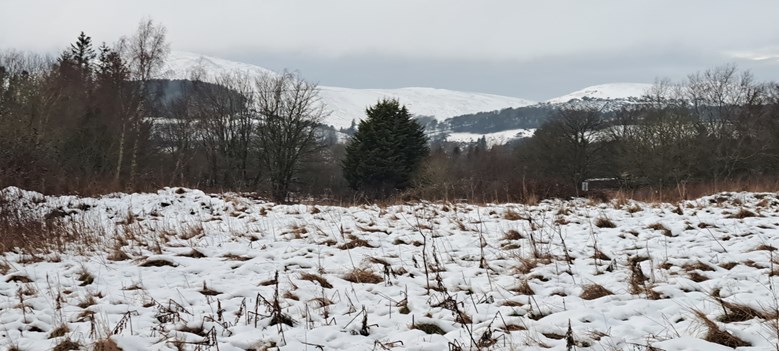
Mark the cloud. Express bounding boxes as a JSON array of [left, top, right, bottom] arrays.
[[2, 0, 779, 62], [729, 48, 779, 62], [2, 0, 779, 98]]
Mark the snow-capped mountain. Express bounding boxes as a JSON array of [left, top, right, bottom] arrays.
[[162, 52, 535, 129], [161, 52, 658, 146], [318, 86, 535, 130], [163, 51, 276, 81], [444, 128, 535, 147], [546, 83, 653, 104]]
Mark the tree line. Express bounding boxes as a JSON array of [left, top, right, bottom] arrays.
[[422, 66, 779, 202], [2, 20, 778, 203]]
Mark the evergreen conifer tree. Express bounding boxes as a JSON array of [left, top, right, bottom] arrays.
[[342, 99, 429, 196]]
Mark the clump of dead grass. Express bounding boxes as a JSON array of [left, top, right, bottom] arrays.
[[342, 268, 383, 284], [504, 209, 523, 221], [48, 324, 69, 338], [300, 272, 333, 288], [502, 229, 523, 240], [693, 310, 750, 348], [594, 217, 616, 228], [511, 278, 535, 295], [580, 283, 613, 300], [139, 258, 177, 267], [178, 248, 206, 258], [647, 223, 672, 237], [411, 322, 446, 335], [727, 208, 756, 219], [52, 338, 81, 351], [199, 281, 220, 296], [339, 235, 374, 250], [94, 337, 122, 351], [716, 299, 774, 323], [754, 244, 777, 252]]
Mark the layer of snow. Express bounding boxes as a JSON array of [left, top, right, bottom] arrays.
[[319, 86, 535, 130], [546, 83, 653, 104], [445, 128, 535, 147], [2, 187, 779, 350], [163, 51, 276, 81], [162, 52, 535, 129]]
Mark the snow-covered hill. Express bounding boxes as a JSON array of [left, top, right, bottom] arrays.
[[162, 52, 535, 129], [163, 51, 276, 81], [546, 83, 653, 104], [319, 86, 535, 130], [444, 128, 535, 147]]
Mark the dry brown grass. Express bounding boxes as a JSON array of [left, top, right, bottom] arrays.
[[592, 250, 611, 261], [94, 337, 122, 351], [6, 274, 32, 283], [78, 295, 97, 308], [222, 253, 252, 261], [716, 299, 775, 322], [580, 283, 613, 300], [107, 246, 130, 261], [199, 281, 220, 296], [628, 259, 647, 295], [48, 324, 69, 338], [0, 260, 10, 275], [514, 257, 541, 274], [139, 258, 177, 267], [411, 322, 446, 335], [594, 217, 616, 228], [727, 208, 757, 219], [52, 339, 81, 351], [647, 223, 672, 237], [504, 209, 523, 221], [693, 310, 750, 348], [0, 203, 103, 255], [177, 249, 206, 258], [754, 244, 777, 252], [682, 261, 716, 272], [342, 268, 383, 284], [511, 278, 535, 295], [339, 235, 374, 250], [620, 178, 779, 203], [502, 229, 523, 240], [300, 272, 333, 288], [687, 271, 710, 282]]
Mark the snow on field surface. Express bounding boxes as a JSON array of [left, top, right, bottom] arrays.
[[162, 52, 536, 129], [445, 129, 535, 147], [546, 83, 653, 104], [2, 187, 779, 350]]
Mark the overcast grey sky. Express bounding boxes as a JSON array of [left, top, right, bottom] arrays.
[[2, 0, 778, 100]]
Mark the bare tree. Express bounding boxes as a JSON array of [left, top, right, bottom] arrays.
[[193, 73, 255, 187], [113, 18, 170, 187], [523, 108, 610, 195], [253, 71, 327, 202], [681, 64, 766, 180]]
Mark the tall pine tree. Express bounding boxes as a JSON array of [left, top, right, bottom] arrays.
[[342, 99, 429, 197]]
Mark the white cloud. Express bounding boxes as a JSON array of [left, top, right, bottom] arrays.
[[2, 0, 778, 62]]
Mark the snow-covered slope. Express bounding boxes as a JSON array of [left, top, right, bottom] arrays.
[[163, 51, 276, 81], [445, 128, 535, 147], [319, 86, 534, 129], [162, 52, 535, 129], [546, 83, 652, 104]]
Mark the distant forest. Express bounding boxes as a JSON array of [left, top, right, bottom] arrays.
[[2, 21, 779, 203]]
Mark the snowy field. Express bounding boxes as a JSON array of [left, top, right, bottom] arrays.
[[1, 187, 779, 350], [445, 129, 536, 147]]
